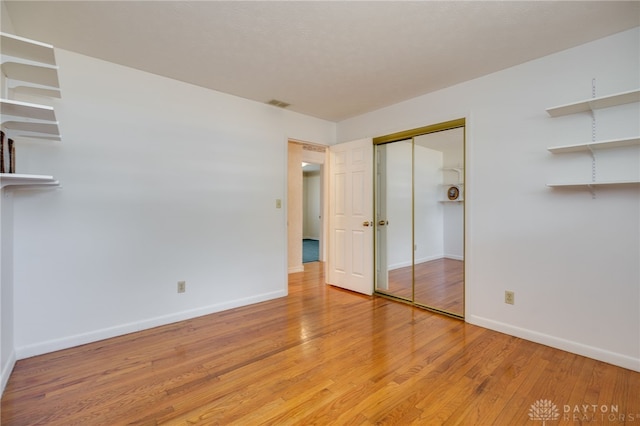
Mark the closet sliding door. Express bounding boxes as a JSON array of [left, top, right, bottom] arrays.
[[413, 129, 465, 316], [375, 139, 413, 301], [374, 119, 465, 318]]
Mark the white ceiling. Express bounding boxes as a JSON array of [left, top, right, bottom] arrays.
[[3, 1, 639, 122]]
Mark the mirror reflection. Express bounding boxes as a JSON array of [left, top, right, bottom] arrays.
[[375, 140, 413, 300], [374, 125, 464, 317]]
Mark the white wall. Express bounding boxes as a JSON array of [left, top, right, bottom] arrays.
[[1, 192, 15, 393], [338, 27, 640, 371], [384, 141, 460, 269], [442, 202, 463, 260], [287, 142, 303, 273], [442, 146, 464, 260], [413, 145, 444, 265], [11, 48, 335, 358], [384, 140, 414, 269]]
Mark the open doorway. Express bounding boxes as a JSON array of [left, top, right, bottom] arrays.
[[302, 163, 322, 263], [287, 140, 327, 273]]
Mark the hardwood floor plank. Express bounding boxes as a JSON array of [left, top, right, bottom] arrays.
[[2, 261, 639, 425], [386, 258, 464, 315]]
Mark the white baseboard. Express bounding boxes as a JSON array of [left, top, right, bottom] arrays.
[[15, 289, 287, 361], [387, 260, 412, 271], [444, 254, 464, 261], [467, 314, 640, 372], [389, 254, 442, 271], [414, 254, 446, 265], [288, 265, 305, 273], [389, 254, 464, 270], [1, 349, 16, 396]]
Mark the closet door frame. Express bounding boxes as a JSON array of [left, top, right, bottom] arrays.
[[373, 118, 466, 319]]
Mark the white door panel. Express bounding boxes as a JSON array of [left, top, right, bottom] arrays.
[[328, 138, 373, 295]]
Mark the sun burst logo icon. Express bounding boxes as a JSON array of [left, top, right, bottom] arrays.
[[529, 399, 560, 425]]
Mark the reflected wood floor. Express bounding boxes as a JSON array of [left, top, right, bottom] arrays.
[[387, 258, 463, 315], [2, 262, 639, 425]]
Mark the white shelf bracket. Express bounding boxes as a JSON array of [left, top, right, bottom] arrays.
[[591, 78, 598, 144], [545, 80, 640, 192], [587, 143, 597, 182], [589, 78, 597, 196]]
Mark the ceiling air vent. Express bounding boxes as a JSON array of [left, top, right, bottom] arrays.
[[266, 99, 290, 108]]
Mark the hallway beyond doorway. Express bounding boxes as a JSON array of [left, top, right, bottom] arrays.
[[303, 239, 319, 263]]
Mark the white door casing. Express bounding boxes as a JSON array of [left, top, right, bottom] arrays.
[[328, 138, 373, 295]]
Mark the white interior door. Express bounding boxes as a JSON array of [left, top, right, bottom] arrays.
[[328, 138, 373, 295]]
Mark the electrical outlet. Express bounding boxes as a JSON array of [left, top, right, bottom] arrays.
[[505, 290, 515, 305], [178, 281, 186, 293]]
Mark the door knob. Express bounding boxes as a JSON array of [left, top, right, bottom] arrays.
[[378, 220, 388, 226], [363, 221, 371, 227]]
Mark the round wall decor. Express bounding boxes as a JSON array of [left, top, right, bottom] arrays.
[[447, 185, 460, 200]]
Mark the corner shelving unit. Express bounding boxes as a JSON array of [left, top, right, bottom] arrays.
[[545, 85, 640, 192], [1, 32, 61, 188], [1, 32, 64, 396], [440, 167, 464, 202]]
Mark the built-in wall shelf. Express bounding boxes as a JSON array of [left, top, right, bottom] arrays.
[[546, 89, 640, 117], [1, 32, 61, 141], [0, 32, 56, 66], [1, 98, 57, 122], [1, 62, 59, 89], [545, 84, 640, 195], [0, 33, 61, 185], [0, 173, 59, 189], [548, 136, 640, 154], [3, 121, 59, 135], [11, 86, 60, 99], [1, 99, 60, 140], [441, 167, 463, 182], [547, 180, 640, 189], [2, 121, 61, 141]]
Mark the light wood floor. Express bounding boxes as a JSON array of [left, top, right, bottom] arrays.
[[2, 262, 639, 425], [385, 258, 464, 316]]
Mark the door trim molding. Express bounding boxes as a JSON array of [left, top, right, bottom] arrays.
[[373, 118, 466, 145]]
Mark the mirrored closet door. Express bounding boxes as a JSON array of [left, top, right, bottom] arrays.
[[374, 119, 465, 318]]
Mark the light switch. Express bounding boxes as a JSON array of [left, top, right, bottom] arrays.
[[276, 199, 282, 209]]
